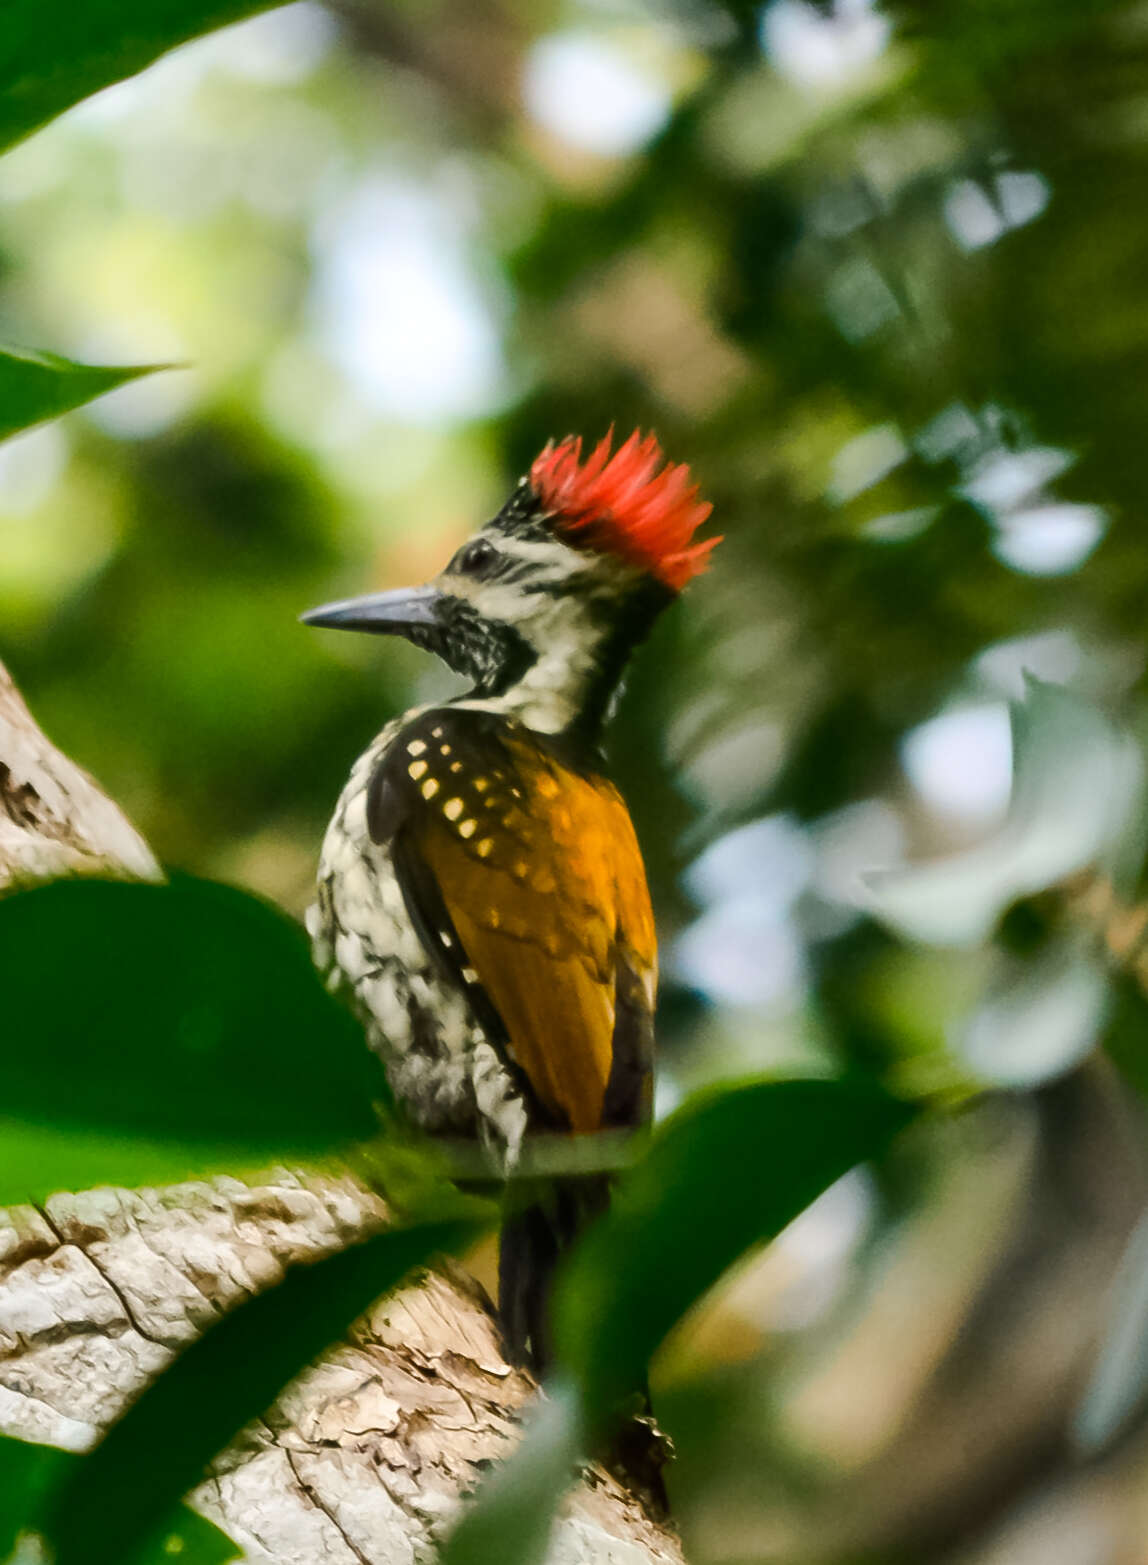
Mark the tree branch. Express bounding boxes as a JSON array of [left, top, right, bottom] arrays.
[[0, 660, 158, 888], [0, 1175, 680, 1564]]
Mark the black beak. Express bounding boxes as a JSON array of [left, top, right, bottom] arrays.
[[299, 585, 441, 637]]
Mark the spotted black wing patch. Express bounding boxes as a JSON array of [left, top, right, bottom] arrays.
[[368, 710, 533, 1087], [368, 708, 528, 849]]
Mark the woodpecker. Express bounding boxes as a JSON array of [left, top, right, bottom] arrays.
[[302, 429, 717, 1370]]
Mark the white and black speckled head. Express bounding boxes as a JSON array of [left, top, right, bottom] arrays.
[[302, 430, 717, 740]]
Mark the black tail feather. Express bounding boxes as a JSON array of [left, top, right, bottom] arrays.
[[497, 1174, 671, 1516], [498, 1173, 610, 1375]]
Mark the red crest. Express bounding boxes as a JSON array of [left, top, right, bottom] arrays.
[[529, 429, 718, 591]]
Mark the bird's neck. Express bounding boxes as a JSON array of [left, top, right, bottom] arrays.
[[456, 583, 670, 745], [454, 642, 617, 742]]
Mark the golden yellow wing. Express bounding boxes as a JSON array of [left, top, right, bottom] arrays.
[[369, 710, 656, 1133]]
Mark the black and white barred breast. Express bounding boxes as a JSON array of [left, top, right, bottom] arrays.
[[306, 709, 530, 1159]]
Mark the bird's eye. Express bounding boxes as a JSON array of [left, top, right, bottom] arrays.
[[455, 538, 497, 576]]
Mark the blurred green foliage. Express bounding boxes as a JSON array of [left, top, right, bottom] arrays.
[[555, 1078, 912, 1427], [4, 0, 1148, 1562]]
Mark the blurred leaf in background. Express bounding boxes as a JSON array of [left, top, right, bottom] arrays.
[[556, 1076, 913, 1426]]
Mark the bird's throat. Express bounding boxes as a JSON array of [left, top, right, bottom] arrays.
[[461, 578, 672, 745]]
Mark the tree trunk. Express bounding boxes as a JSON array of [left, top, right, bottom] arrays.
[[0, 659, 682, 1565], [0, 662, 159, 889]]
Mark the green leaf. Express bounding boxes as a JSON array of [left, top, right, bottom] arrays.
[[554, 1077, 914, 1425], [1073, 1207, 1148, 1455], [140, 1504, 241, 1565], [865, 679, 1140, 949], [43, 1217, 483, 1565], [0, 345, 168, 442], [440, 1382, 583, 1565], [443, 1080, 909, 1562], [0, 875, 388, 1201], [0, 1, 281, 154], [0, 1435, 70, 1558], [0, 1435, 238, 1564], [0, 1118, 282, 1205]]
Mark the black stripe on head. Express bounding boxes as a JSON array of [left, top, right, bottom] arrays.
[[445, 535, 522, 585], [486, 480, 555, 546]]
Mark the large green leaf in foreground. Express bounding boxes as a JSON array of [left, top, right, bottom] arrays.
[[0, 874, 388, 1199], [440, 1384, 583, 1565], [0, 345, 167, 441], [556, 1076, 915, 1424], [443, 1077, 914, 1565], [0, 0, 280, 153], [43, 1216, 482, 1565]]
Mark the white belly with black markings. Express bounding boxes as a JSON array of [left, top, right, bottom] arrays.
[[306, 715, 528, 1160]]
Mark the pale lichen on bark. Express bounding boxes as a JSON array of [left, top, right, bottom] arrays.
[[0, 659, 683, 1565]]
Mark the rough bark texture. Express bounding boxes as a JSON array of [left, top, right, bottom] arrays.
[[0, 658, 683, 1565], [0, 661, 159, 888], [0, 1174, 679, 1565]]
